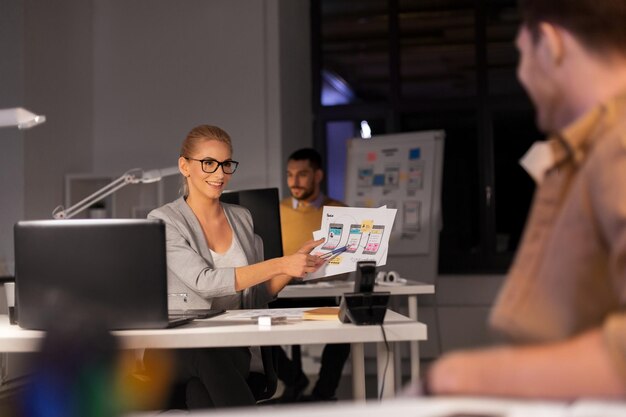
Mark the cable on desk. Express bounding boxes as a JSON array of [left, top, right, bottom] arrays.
[[378, 323, 390, 401]]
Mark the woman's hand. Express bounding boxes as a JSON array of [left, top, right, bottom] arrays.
[[281, 238, 325, 278], [296, 238, 325, 255]]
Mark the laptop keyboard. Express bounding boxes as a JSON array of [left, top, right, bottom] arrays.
[[166, 316, 195, 328], [168, 309, 225, 320]]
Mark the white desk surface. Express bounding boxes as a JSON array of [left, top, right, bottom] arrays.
[[278, 279, 435, 299], [0, 309, 426, 352], [0, 309, 425, 400], [127, 397, 626, 417]]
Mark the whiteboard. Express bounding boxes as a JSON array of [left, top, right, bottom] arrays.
[[344, 130, 444, 256]]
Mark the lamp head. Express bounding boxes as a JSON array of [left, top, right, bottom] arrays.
[[0, 108, 46, 129]]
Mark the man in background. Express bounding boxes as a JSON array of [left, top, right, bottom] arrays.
[[280, 148, 345, 255], [421, 0, 626, 398], [275, 148, 349, 402]]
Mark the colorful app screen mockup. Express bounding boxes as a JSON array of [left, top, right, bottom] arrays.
[[346, 224, 363, 253], [362, 225, 384, 254], [322, 223, 343, 250]]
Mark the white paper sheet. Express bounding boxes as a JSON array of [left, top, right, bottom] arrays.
[[305, 205, 397, 280]]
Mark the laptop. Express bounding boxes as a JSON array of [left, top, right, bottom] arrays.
[[13, 219, 222, 330]]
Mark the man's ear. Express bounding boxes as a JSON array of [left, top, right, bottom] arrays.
[[315, 168, 324, 185], [538, 22, 565, 66]]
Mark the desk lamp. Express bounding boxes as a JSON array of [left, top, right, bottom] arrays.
[[52, 166, 179, 219], [0, 107, 46, 129]]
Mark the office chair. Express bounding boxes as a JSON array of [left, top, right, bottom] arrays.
[[219, 188, 283, 403]]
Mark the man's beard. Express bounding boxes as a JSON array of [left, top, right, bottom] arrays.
[[291, 186, 315, 202]]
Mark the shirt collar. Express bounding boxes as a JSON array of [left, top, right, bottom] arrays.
[[555, 92, 626, 166], [552, 105, 602, 167], [521, 92, 626, 183], [291, 193, 325, 209]]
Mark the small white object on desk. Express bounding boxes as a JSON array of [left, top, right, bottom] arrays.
[[229, 308, 304, 320], [258, 315, 272, 330], [257, 315, 288, 330]]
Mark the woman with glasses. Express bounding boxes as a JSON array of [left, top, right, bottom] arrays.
[[147, 125, 324, 409]]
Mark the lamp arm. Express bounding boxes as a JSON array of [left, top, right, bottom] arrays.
[[52, 169, 142, 219]]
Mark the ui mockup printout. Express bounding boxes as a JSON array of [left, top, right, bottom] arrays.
[[306, 205, 397, 280]]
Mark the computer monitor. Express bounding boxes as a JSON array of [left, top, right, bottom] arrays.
[[220, 187, 284, 260]]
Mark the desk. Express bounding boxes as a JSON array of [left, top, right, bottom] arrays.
[[0, 309, 426, 401], [278, 279, 435, 386], [126, 397, 626, 417]]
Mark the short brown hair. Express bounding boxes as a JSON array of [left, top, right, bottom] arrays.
[[519, 0, 626, 55], [180, 125, 233, 157], [288, 148, 323, 171]]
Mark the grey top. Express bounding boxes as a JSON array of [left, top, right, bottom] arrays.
[[148, 197, 274, 310], [208, 236, 246, 310]]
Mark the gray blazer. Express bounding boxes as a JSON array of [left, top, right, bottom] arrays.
[[148, 197, 274, 310]]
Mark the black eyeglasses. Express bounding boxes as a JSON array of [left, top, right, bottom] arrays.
[[184, 157, 239, 174]]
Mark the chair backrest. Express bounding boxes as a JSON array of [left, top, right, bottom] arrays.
[[220, 188, 283, 260]]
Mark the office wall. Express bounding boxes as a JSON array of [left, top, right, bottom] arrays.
[[277, 1, 312, 182], [429, 274, 503, 355], [22, 0, 94, 221], [0, 1, 24, 275], [92, 0, 311, 194]]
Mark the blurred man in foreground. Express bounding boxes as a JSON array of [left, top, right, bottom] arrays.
[[424, 0, 626, 399]]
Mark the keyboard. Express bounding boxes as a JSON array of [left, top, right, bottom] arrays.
[[168, 309, 225, 320]]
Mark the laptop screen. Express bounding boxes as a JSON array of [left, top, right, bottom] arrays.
[[14, 219, 169, 330]]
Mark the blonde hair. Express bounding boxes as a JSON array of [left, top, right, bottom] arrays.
[[180, 125, 233, 196], [180, 125, 233, 157]]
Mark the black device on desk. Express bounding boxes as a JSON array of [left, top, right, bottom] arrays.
[[14, 219, 196, 330], [339, 261, 390, 325]]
